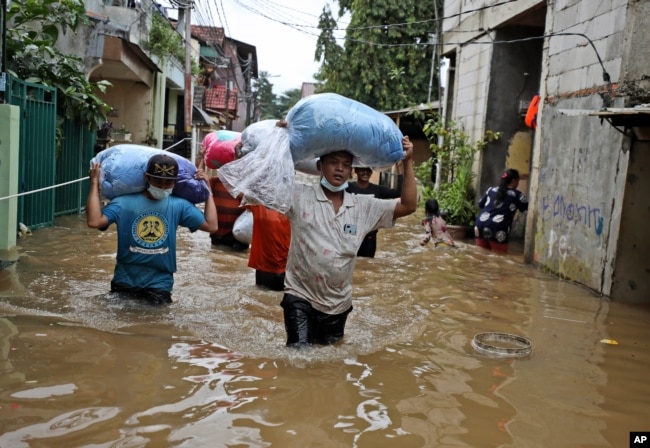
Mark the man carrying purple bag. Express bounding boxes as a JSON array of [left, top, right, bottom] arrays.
[[86, 153, 218, 305]]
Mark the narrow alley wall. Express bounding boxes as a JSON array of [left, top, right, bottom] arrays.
[[609, 0, 650, 302], [527, 0, 630, 296], [442, 0, 648, 300], [611, 139, 650, 302], [531, 95, 627, 293]]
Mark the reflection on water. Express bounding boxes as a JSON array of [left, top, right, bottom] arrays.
[[0, 213, 648, 447]]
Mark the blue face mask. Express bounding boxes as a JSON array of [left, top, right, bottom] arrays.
[[320, 176, 348, 192]]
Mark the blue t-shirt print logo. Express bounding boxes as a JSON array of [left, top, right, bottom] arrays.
[[132, 211, 169, 248]]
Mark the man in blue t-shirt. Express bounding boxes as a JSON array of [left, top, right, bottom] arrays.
[[86, 154, 218, 304]]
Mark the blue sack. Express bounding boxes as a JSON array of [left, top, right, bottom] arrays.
[[286, 93, 404, 167], [91, 145, 210, 204]]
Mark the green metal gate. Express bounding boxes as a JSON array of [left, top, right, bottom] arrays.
[[56, 119, 95, 217], [7, 75, 57, 230], [7, 74, 95, 230]]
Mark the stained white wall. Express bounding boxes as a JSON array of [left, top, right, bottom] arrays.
[[529, 0, 630, 294], [443, 0, 650, 299]]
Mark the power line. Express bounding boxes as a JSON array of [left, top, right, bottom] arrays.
[[228, 0, 517, 33], [321, 30, 611, 82], [218, 0, 233, 38], [231, 0, 323, 40], [457, 32, 611, 86]]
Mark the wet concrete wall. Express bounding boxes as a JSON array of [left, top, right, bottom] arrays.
[[611, 140, 650, 302], [444, 0, 650, 300], [609, 0, 650, 302], [530, 94, 627, 293], [528, 0, 636, 297]]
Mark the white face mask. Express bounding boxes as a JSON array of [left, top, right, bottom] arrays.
[[148, 184, 172, 200], [320, 176, 348, 192]]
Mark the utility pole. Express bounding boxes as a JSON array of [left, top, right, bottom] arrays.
[[432, 0, 443, 192], [223, 56, 231, 130], [245, 52, 252, 126], [433, 0, 443, 110], [181, 2, 193, 140], [427, 33, 437, 104], [428, 0, 442, 105]]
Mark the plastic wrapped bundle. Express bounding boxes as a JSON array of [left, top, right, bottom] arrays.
[[203, 130, 241, 168], [240, 120, 320, 176], [217, 125, 294, 213], [286, 93, 404, 167], [218, 95, 405, 211], [232, 209, 253, 244], [239, 120, 277, 157], [91, 144, 210, 204]]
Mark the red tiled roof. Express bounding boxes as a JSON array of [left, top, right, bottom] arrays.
[[204, 85, 238, 110], [191, 25, 224, 45]]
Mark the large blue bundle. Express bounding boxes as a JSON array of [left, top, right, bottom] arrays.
[[286, 93, 404, 167], [91, 145, 210, 204]]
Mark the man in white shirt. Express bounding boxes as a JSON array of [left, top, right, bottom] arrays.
[[281, 136, 417, 346]]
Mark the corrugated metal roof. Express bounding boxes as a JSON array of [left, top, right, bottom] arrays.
[[192, 105, 213, 126]]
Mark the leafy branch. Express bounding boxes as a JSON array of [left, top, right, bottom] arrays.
[[6, 0, 112, 132], [144, 12, 184, 63], [415, 113, 501, 225]]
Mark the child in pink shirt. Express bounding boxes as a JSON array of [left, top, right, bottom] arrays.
[[420, 199, 455, 247]]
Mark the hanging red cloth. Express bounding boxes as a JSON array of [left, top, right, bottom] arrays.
[[525, 94, 540, 129]]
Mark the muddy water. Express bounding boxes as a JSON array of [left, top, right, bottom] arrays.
[[0, 211, 648, 447]]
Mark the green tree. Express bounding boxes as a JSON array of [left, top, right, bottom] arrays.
[[253, 71, 281, 119], [314, 4, 344, 91], [145, 12, 183, 63], [276, 88, 302, 117], [5, 0, 111, 131], [315, 0, 441, 111]]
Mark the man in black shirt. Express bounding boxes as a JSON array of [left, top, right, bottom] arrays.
[[346, 166, 403, 257]]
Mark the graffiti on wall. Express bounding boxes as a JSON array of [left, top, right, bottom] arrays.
[[547, 230, 566, 259], [541, 194, 604, 236], [535, 192, 606, 290]]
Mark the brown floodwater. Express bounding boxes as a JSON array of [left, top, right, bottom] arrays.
[[0, 210, 648, 448]]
